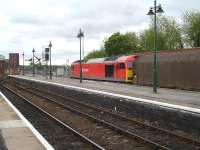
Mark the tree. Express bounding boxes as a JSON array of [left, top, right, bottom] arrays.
[[183, 10, 200, 47], [84, 49, 106, 62], [139, 16, 183, 51], [139, 28, 166, 51], [158, 16, 183, 49], [104, 32, 138, 56]]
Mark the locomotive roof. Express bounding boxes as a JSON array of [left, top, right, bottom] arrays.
[[116, 55, 137, 61], [85, 55, 122, 63], [73, 60, 84, 63], [84, 55, 137, 64], [86, 57, 106, 63], [104, 55, 122, 61]]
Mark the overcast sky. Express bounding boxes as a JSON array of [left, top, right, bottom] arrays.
[[0, 0, 199, 65]]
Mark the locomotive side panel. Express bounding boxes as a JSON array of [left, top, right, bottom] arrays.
[[71, 63, 80, 78], [71, 63, 105, 80], [83, 63, 105, 79]]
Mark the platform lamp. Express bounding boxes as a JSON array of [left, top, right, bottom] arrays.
[[147, 0, 164, 93], [82, 30, 85, 59], [48, 41, 52, 80], [32, 48, 35, 77], [77, 29, 84, 83]]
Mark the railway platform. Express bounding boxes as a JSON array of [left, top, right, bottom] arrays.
[[11, 75, 200, 112], [0, 92, 53, 150]]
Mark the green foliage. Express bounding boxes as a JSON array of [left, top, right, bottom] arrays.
[[183, 10, 200, 47], [139, 16, 183, 51], [84, 49, 106, 61], [159, 16, 183, 49], [139, 29, 166, 51], [104, 32, 138, 56]]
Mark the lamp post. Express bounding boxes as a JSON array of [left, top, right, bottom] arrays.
[[77, 29, 84, 83], [32, 48, 35, 77], [22, 52, 25, 76], [147, 0, 164, 93], [82, 31, 84, 59], [49, 41, 52, 80]]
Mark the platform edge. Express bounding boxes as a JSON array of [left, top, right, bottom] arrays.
[[0, 92, 55, 150], [11, 75, 200, 114]]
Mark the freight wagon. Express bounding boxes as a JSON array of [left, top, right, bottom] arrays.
[[134, 48, 200, 91]]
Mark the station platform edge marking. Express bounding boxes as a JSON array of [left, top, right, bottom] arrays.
[[0, 92, 55, 150], [9, 75, 200, 114]]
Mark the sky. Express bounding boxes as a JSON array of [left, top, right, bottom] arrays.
[[0, 0, 199, 65]]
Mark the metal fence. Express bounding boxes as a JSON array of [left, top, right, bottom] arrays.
[[20, 66, 71, 79]]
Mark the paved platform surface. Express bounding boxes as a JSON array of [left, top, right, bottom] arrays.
[[0, 95, 45, 150], [13, 75, 200, 109]]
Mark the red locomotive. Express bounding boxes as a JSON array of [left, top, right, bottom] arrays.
[[71, 55, 137, 83]]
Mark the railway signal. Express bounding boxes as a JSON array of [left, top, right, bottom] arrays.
[[45, 48, 49, 61], [31, 48, 42, 77]]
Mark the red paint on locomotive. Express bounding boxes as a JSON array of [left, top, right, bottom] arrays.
[[71, 55, 137, 83]]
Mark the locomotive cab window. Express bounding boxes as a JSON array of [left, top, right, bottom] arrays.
[[117, 63, 125, 69], [128, 62, 133, 69]]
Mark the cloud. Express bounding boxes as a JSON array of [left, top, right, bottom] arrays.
[[0, 0, 199, 65]]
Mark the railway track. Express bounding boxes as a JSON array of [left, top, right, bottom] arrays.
[[2, 82, 158, 150], [0, 84, 104, 150], [3, 80, 200, 149]]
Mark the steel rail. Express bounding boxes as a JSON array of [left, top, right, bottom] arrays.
[[7, 83, 170, 150], [1, 84, 105, 150]]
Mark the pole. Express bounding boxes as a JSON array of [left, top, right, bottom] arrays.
[[82, 32, 84, 59], [50, 46, 52, 79], [49, 41, 52, 80], [32, 48, 35, 77], [46, 60, 48, 80], [80, 33, 82, 83], [153, 0, 157, 93], [22, 52, 25, 75]]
